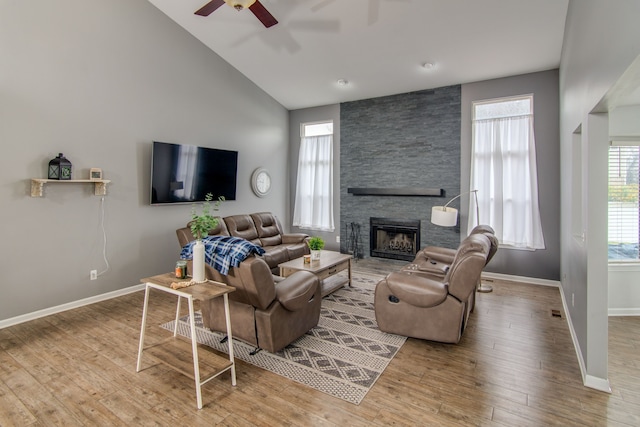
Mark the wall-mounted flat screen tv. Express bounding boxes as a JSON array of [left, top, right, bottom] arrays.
[[150, 141, 238, 205]]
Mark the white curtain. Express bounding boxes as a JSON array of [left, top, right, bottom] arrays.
[[293, 135, 335, 231], [469, 114, 545, 250]]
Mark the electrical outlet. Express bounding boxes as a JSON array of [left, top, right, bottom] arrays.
[[336, 235, 340, 243], [90, 270, 97, 280]]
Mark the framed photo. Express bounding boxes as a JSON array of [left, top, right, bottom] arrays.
[[89, 168, 103, 181]]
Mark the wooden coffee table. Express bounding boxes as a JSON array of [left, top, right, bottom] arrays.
[[279, 250, 352, 297]]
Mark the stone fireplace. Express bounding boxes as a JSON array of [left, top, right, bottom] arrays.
[[340, 85, 461, 255], [370, 217, 421, 261]]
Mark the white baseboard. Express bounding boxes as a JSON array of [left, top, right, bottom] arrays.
[[557, 282, 612, 393], [584, 374, 613, 393], [608, 307, 640, 316], [0, 284, 145, 330], [481, 271, 561, 288]]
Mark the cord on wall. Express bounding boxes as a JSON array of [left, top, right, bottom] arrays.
[[97, 196, 110, 277]]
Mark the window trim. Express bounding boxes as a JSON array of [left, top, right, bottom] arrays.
[[472, 93, 534, 121], [470, 93, 545, 250], [293, 120, 335, 232], [607, 142, 640, 262], [301, 120, 333, 138]]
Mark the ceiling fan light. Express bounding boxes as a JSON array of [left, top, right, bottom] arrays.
[[224, 0, 257, 11]]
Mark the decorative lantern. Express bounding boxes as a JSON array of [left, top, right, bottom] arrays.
[[48, 153, 72, 180]]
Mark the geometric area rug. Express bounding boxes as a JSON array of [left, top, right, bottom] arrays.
[[160, 271, 406, 405]]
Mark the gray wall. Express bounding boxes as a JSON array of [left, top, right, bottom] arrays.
[[461, 70, 561, 281], [560, 0, 640, 388], [339, 86, 462, 256], [291, 78, 561, 282], [0, 0, 289, 322]]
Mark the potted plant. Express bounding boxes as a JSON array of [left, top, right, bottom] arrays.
[[189, 193, 223, 282], [308, 236, 325, 261], [190, 193, 223, 240]]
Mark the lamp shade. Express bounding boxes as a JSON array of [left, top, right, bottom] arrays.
[[431, 206, 458, 227]]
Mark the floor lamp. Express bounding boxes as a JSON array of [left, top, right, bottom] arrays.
[[431, 189, 493, 293]]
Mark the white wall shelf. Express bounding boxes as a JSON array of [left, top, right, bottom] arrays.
[[30, 179, 111, 197]]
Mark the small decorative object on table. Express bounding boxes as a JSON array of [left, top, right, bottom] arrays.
[[89, 168, 103, 181], [308, 236, 325, 261], [48, 153, 72, 180], [175, 260, 187, 279], [170, 279, 198, 290], [189, 193, 224, 282], [303, 254, 311, 264]]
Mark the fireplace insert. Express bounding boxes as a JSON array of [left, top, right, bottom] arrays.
[[370, 217, 421, 261]]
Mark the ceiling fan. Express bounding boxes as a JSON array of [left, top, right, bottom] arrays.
[[195, 0, 278, 28]]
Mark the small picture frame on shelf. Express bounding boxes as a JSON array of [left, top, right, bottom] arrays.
[[89, 168, 103, 181]]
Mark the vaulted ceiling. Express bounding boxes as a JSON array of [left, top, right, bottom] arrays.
[[148, 0, 569, 110]]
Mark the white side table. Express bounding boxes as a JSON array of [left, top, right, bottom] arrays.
[[136, 273, 236, 409]]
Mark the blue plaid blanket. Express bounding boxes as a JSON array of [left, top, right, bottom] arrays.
[[180, 236, 265, 275]]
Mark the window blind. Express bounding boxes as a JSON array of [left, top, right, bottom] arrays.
[[608, 145, 640, 261]]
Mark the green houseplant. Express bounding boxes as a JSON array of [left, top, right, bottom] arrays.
[[189, 193, 223, 282], [190, 193, 223, 241], [308, 236, 325, 261], [308, 236, 325, 250]]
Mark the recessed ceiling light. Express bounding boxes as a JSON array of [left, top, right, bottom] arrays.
[[337, 79, 349, 86], [422, 62, 435, 70]]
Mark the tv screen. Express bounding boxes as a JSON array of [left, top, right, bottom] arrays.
[[150, 141, 238, 205]]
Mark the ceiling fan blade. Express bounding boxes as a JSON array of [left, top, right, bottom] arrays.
[[195, 0, 225, 16], [249, 1, 278, 28]]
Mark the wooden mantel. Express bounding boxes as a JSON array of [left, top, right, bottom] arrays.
[[347, 187, 443, 197]]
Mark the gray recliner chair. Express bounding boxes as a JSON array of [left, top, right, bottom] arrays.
[[374, 232, 492, 344]]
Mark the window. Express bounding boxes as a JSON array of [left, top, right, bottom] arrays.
[[608, 144, 639, 261], [470, 95, 545, 250], [292, 121, 335, 231]]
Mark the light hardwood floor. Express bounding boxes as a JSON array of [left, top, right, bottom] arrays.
[[1, 258, 639, 426]]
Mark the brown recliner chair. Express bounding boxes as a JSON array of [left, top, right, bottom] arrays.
[[374, 233, 491, 344], [417, 225, 498, 269], [197, 256, 321, 353], [407, 225, 499, 313]]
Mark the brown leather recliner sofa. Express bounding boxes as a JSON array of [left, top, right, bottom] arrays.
[[374, 230, 494, 344], [176, 212, 309, 273], [190, 256, 321, 353]]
